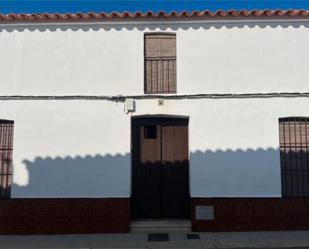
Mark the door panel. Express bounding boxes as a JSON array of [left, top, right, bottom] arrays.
[[131, 117, 189, 219], [161, 124, 189, 218], [132, 122, 162, 219], [139, 125, 161, 218]]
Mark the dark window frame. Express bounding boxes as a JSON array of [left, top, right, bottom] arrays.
[[144, 32, 177, 94], [279, 117, 309, 198], [144, 125, 157, 139], [0, 119, 14, 200]]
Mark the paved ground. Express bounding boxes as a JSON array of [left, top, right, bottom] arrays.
[[1, 230, 309, 249]]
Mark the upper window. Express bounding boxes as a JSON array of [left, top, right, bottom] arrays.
[[279, 117, 309, 197], [144, 33, 176, 94], [0, 119, 14, 199]]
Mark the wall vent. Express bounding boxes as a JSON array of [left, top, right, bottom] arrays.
[[195, 205, 215, 220]]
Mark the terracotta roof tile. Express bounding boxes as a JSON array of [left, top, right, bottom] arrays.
[[0, 10, 309, 22]]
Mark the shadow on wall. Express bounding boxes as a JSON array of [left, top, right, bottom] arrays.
[[190, 148, 281, 197], [1, 21, 309, 33], [12, 154, 131, 198], [12, 148, 281, 197]]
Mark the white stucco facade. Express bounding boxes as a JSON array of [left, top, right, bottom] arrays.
[[1, 19, 309, 198]]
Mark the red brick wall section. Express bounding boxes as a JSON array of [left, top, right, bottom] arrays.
[[0, 198, 130, 234], [191, 198, 309, 232]]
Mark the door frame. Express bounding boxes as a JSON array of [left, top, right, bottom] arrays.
[[130, 114, 190, 219]]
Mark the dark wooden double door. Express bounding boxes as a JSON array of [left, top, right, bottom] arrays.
[[131, 116, 189, 219]]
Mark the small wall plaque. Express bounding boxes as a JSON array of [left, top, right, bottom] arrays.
[[158, 99, 164, 106], [195, 205, 214, 220]]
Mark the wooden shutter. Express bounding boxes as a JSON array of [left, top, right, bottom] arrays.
[[0, 120, 14, 199], [279, 117, 309, 197], [144, 33, 176, 94]]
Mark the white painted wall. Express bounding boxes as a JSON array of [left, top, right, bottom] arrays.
[[1, 20, 309, 95], [0, 101, 130, 197], [0, 98, 309, 197], [1, 19, 309, 197]]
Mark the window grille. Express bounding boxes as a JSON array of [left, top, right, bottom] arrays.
[[279, 117, 309, 197], [0, 120, 14, 199]]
